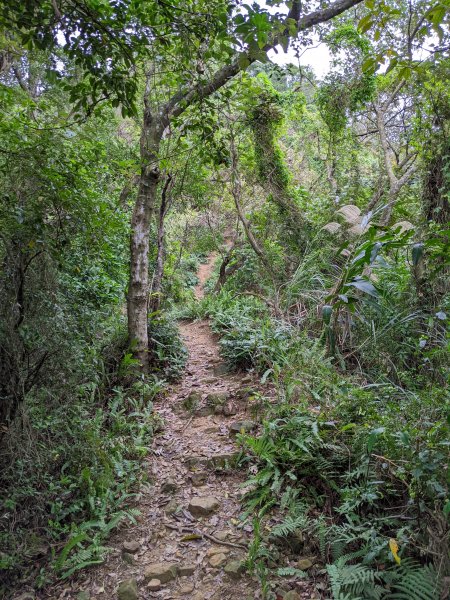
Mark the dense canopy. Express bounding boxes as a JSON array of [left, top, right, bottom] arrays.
[[0, 1, 449, 598]]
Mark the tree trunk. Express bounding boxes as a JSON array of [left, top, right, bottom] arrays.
[[149, 174, 172, 313], [127, 106, 164, 371], [214, 241, 244, 292]]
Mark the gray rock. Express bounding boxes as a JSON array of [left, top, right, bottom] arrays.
[[208, 453, 238, 468], [283, 592, 302, 600], [235, 387, 257, 401], [179, 583, 195, 594], [191, 471, 207, 487], [161, 478, 178, 494], [122, 552, 135, 565], [164, 498, 179, 515], [213, 364, 229, 376], [147, 579, 161, 591], [206, 546, 230, 557], [117, 579, 138, 600], [208, 552, 227, 568], [188, 496, 219, 517], [185, 456, 209, 470], [297, 557, 315, 570], [224, 560, 245, 579], [195, 405, 215, 417], [223, 401, 237, 416], [183, 392, 201, 411], [76, 593, 91, 600], [144, 562, 178, 583], [123, 540, 140, 554], [229, 420, 256, 437], [206, 392, 228, 407], [179, 563, 196, 576]]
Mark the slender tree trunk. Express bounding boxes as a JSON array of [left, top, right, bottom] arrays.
[[127, 105, 164, 371], [374, 100, 417, 226], [214, 241, 244, 291], [149, 174, 172, 313]]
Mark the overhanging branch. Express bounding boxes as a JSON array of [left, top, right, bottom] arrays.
[[167, 0, 365, 119]]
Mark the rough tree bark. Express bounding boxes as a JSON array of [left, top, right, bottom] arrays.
[[149, 173, 173, 313], [127, 98, 166, 370]]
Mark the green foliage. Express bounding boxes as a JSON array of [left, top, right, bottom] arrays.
[[0, 342, 164, 589], [148, 316, 188, 380], [317, 24, 375, 134], [239, 381, 448, 597]]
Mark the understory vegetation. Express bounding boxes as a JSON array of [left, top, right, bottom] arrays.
[[1, 0, 449, 598]]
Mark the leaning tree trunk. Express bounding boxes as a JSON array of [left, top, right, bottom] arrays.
[[127, 107, 164, 371]]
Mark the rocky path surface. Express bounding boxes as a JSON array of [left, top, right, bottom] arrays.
[[54, 253, 270, 600]]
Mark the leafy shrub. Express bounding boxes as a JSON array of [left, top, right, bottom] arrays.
[[239, 389, 449, 598], [148, 316, 188, 380], [0, 325, 165, 591]]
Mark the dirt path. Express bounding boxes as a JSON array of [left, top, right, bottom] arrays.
[[56, 254, 266, 600]]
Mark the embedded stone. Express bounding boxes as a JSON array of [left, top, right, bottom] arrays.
[[122, 552, 135, 565], [161, 478, 178, 494], [77, 593, 91, 600], [297, 557, 315, 570], [164, 498, 179, 515], [223, 401, 238, 416], [208, 453, 238, 468], [208, 552, 227, 568], [229, 420, 256, 437], [179, 583, 195, 594], [195, 405, 215, 417], [191, 472, 207, 487], [183, 392, 201, 411], [123, 540, 140, 554], [117, 579, 138, 600], [179, 563, 196, 576], [206, 392, 228, 407], [283, 592, 302, 600], [224, 560, 245, 579], [185, 456, 209, 470], [147, 579, 161, 591], [144, 562, 178, 583], [188, 496, 219, 517], [235, 387, 257, 401], [213, 364, 229, 375], [206, 546, 230, 557]]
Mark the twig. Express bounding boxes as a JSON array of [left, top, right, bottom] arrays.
[[181, 415, 194, 433], [163, 522, 247, 549]]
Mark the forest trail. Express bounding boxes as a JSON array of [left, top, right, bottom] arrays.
[[63, 253, 266, 600]]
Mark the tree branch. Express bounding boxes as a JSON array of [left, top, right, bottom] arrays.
[[167, 0, 365, 119]]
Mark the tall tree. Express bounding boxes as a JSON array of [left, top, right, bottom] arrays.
[[128, 0, 367, 369]]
